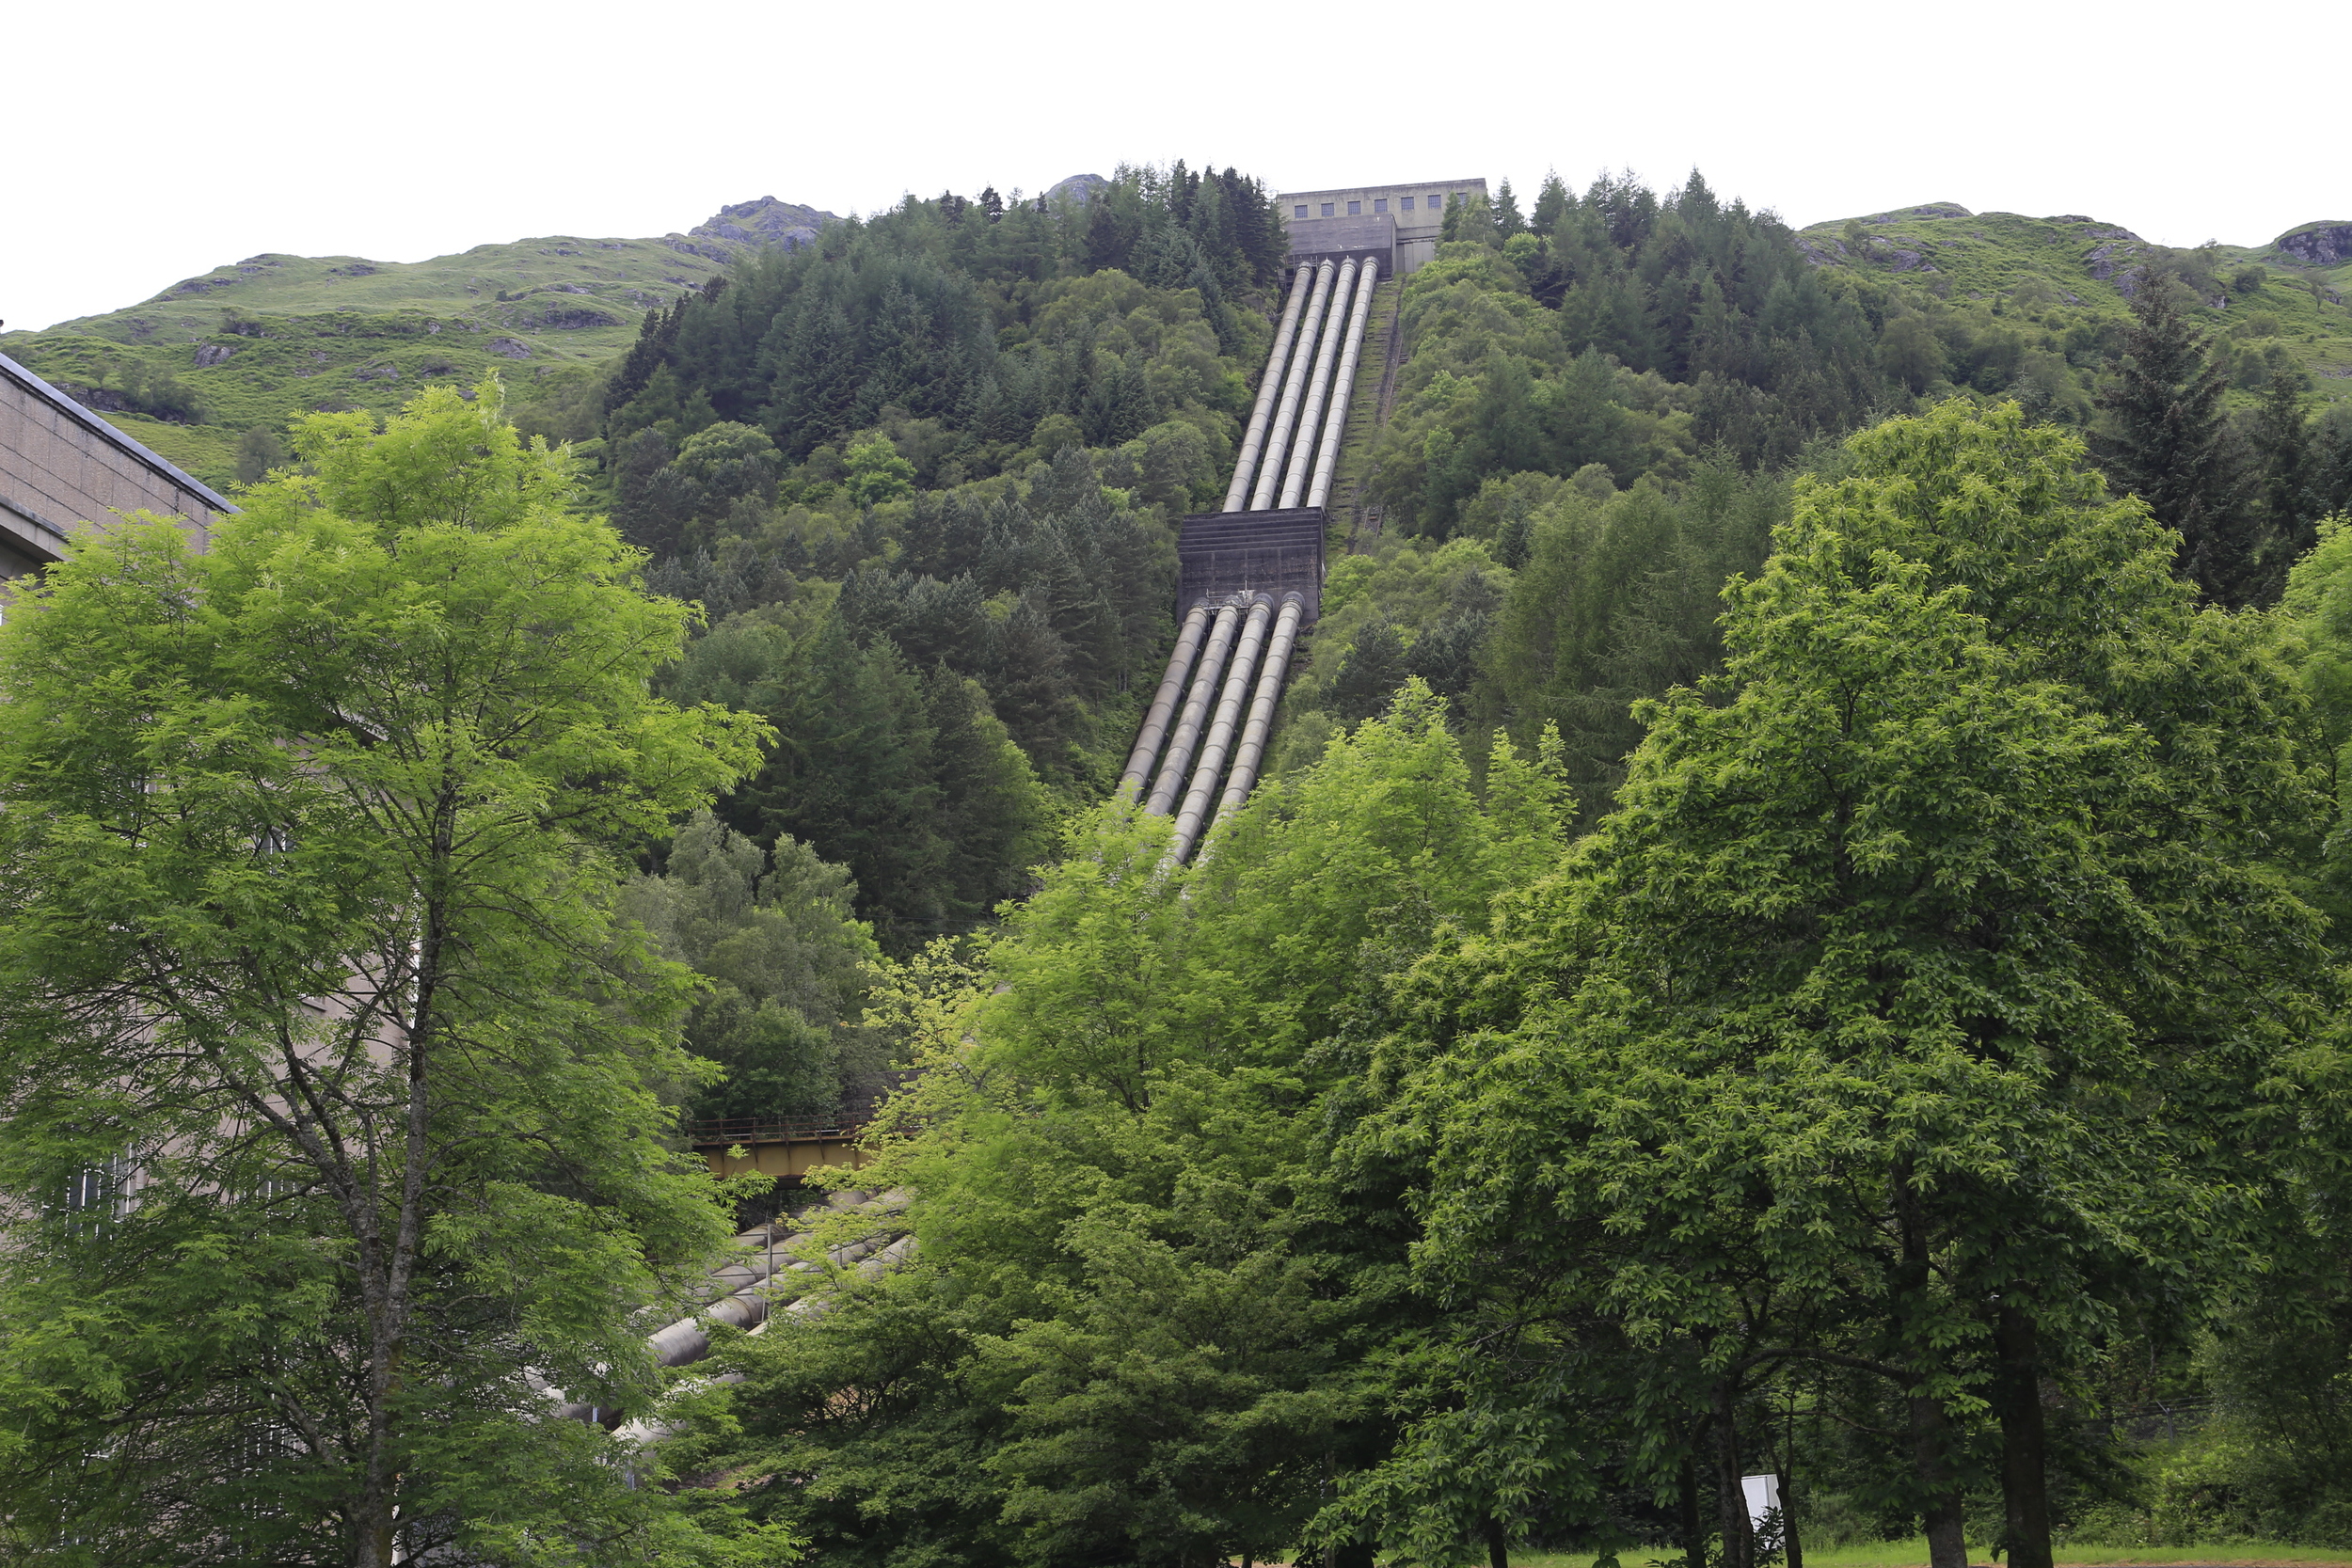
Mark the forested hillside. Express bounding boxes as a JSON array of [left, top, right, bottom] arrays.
[[400, 165, 2352, 1113], [14, 156, 2352, 1565]]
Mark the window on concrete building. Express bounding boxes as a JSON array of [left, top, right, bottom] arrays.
[[1321, 202, 1334, 217], [1375, 198, 1389, 213], [1401, 196, 1415, 211], [1429, 194, 1443, 208], [1454, 192, 1466, 205], [1347, 199, 1361, 214], [1295, 204, 1308, 218]]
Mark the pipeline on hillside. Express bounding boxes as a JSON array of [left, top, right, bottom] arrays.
[[1126, 243, 1382, 863]]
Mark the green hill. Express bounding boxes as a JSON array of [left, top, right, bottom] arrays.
[[0, 197, 836, 489], [1795, 203, 2352, 403]]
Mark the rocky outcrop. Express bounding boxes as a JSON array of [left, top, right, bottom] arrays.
[[1867, 237, 1935, 272], [680, 195, 840, 260], [485, 337, 532, 358], [520, 307, 620, 330], [1046, 172, 1111, 208], [193, 344, 238, 367], [2278, 223, 2352, 266], [2084, 232, 2148, 280]]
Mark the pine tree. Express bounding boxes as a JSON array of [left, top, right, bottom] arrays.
[[746, 616, 949, 948], [2250, 367, 2314, 562], [2093, 281, 2257, 603], [1325, 619, 1411, 721], [1494, 178, 1526, 237], [1532, 170, 1571, 234]]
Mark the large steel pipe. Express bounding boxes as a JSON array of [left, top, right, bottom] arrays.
[[1248, 261, 1338, 511], [1168, 595, 1275, 862], [1145, 602, 1243, 815], [1119, 601, 1213, 797], [1276, 260, 1365, 510], [1209, 593, 1308, 839], [1304, 260, 1380, 511], [1221, 263, 1317, 513]]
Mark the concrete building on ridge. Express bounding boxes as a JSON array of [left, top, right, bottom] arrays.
[[1275, 178, 1490, 277]]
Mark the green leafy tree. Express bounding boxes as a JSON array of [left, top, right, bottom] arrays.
[[0, 385, 773, 1563], [668, 687, 1574, 1567], [622, 809, 886, 1118], [845, 433, 917, 507], [1363, 404, 2336, 1568], [232, 422, 287, 484]]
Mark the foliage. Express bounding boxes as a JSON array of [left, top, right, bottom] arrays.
[[1343, 402, 2340, 1568], [622, 809, 889, 1118], [0, 384, 771, 1560], [666, 687, 1575, 1568], [2092, 282, 2258, 603]]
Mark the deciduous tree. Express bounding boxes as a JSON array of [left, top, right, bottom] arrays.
[[0, 384, 771, 1564]]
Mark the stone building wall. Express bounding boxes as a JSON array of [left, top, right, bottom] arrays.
[[1277, 178, 1489, 276], [0, 353, 230, 582]]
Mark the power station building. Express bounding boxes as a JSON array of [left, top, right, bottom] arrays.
[[1275, 178, 1489, 277], [0, 352, 230, 585]]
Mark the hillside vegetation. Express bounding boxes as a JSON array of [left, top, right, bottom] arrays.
[[0, 196, 838, 485], [12, 158, 2352, 1564]]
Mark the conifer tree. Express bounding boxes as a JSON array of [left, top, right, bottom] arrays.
[[1532, 170, 1571, 233], [2093, 281, 2256, 603], [1325, 618, 1410, 721], [2250, 366, 2314, 562], [1494, 178, 1526, 237]]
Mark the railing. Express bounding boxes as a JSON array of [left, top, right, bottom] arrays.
[[681, 1107, 879, 1148]]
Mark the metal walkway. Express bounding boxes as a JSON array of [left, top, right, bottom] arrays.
[[1120, 255, 1385, 861]]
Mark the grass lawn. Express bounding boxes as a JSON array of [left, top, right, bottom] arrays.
[[1517, 1546, 2352, 1568]]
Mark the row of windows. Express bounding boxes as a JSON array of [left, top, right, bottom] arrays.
[[1293, 193, 1466, 220]]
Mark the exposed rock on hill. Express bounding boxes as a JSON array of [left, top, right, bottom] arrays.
[[1046, 173, 1110, 207], [2280, 223, 2352, 267], [671, 196, 839, 262]]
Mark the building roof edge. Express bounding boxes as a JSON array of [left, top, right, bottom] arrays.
[[0, 352, 238, 515]]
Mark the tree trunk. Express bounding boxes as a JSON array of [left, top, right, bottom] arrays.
[[1680, 1453, 1707, 1568], [1908, 1390, 1967, 1568], [1485, 1514, 1510, 1568], [1713, 1383, 1755, 1568], [1897, 1179, 1967, 1568], [1779, 1465, 1803, 1568], [1995, 1303, 2054, 1568]]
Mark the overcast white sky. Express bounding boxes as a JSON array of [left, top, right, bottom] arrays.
[[7, 0, 2340, 333]]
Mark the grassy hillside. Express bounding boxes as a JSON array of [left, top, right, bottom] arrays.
[[0, 197, 835, 489], [1797, 203, 2352, 402]]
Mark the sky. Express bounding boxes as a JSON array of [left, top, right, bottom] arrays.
[[8, 0, 2342, 333]]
